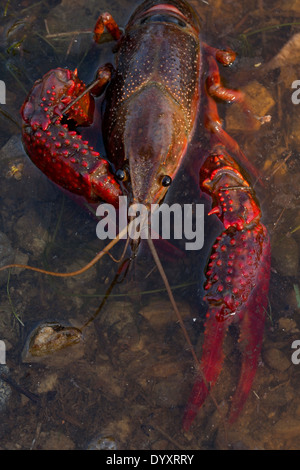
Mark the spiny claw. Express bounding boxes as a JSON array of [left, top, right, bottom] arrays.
[[21, 69, 94, 129], [200, 150, 261, 230], [183, 146, 271, 430], [21, 68, 122, 206]]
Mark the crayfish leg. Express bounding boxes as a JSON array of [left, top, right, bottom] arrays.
[[94, 12, 122, 43], [205, 54, 257, 124], [202, 43, 236, 66], [89, 63, 114, 97], [204, 92, 262, 182]]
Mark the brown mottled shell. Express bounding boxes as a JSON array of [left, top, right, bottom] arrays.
[[22, 322, 82, 361]]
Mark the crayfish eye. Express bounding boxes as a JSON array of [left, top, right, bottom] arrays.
[[161, 175, 172, 187], [115, 168, 127, 181]]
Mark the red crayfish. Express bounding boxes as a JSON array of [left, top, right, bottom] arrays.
[[19, 0, 271, 430]]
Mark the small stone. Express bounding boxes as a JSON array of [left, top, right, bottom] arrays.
[[94, 364, 124, 398], [290, 115, 300, 147], [271, 235, 298, 277], [0, 232, 15, 287], [225, 81, 275, 132], [87, 435, 118, 450], [10, 250, 29, 275], [14, 214, 49, 257], [139, 298, 191, 329], [37, 431, 75, 450], [216, 427, 263, 450], [272, 192, 298, 210], [0, 135, 25, 165], [263, 348, 291, 372], [279, 2, 300, 14], [278, 317, 299, 333], [37, 373, 58, 393], [0, 365, 12, 412], [146, 360, 184, 378], [272, 162, 289, 188], [65, 260, 97, 292], [98, 301, 140, 350], [151, 376, 186, 407], [152, 440, 169, 450], [273, 417, 300, 439]]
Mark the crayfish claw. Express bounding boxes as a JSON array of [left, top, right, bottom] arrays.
[[228, 225, 270, 424], [21, 68, 122, 206], [183, 145, 271, 430]]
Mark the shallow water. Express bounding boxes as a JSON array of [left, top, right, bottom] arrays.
[[0, 0, 300, 450]]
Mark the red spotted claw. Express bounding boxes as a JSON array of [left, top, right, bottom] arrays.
[[21, 68, 122, 206], [183, 145, 271, 430]]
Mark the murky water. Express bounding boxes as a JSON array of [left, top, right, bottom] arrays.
[[0, 0, 300, 450]]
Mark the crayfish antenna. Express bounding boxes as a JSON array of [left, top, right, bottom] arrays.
[[81, 256, 131, 331], [147, 236, 227, 431], [146, 237, 200, 367], [0, 224, 129, 278]]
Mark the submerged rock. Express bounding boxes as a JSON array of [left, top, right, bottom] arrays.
[[273, 417, 300, 440], [14, 213, 49, 257], [271, 235, 299, 277], [36, 431, 76, 450], [225, 80, 274, 132], [263, 347, 291, 372], [0, 365, 12, 412], [22, 322, 83, 362], [139, 298, 192, 329], [87, 435, 118, 450], [0, 232, 14, 287]]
